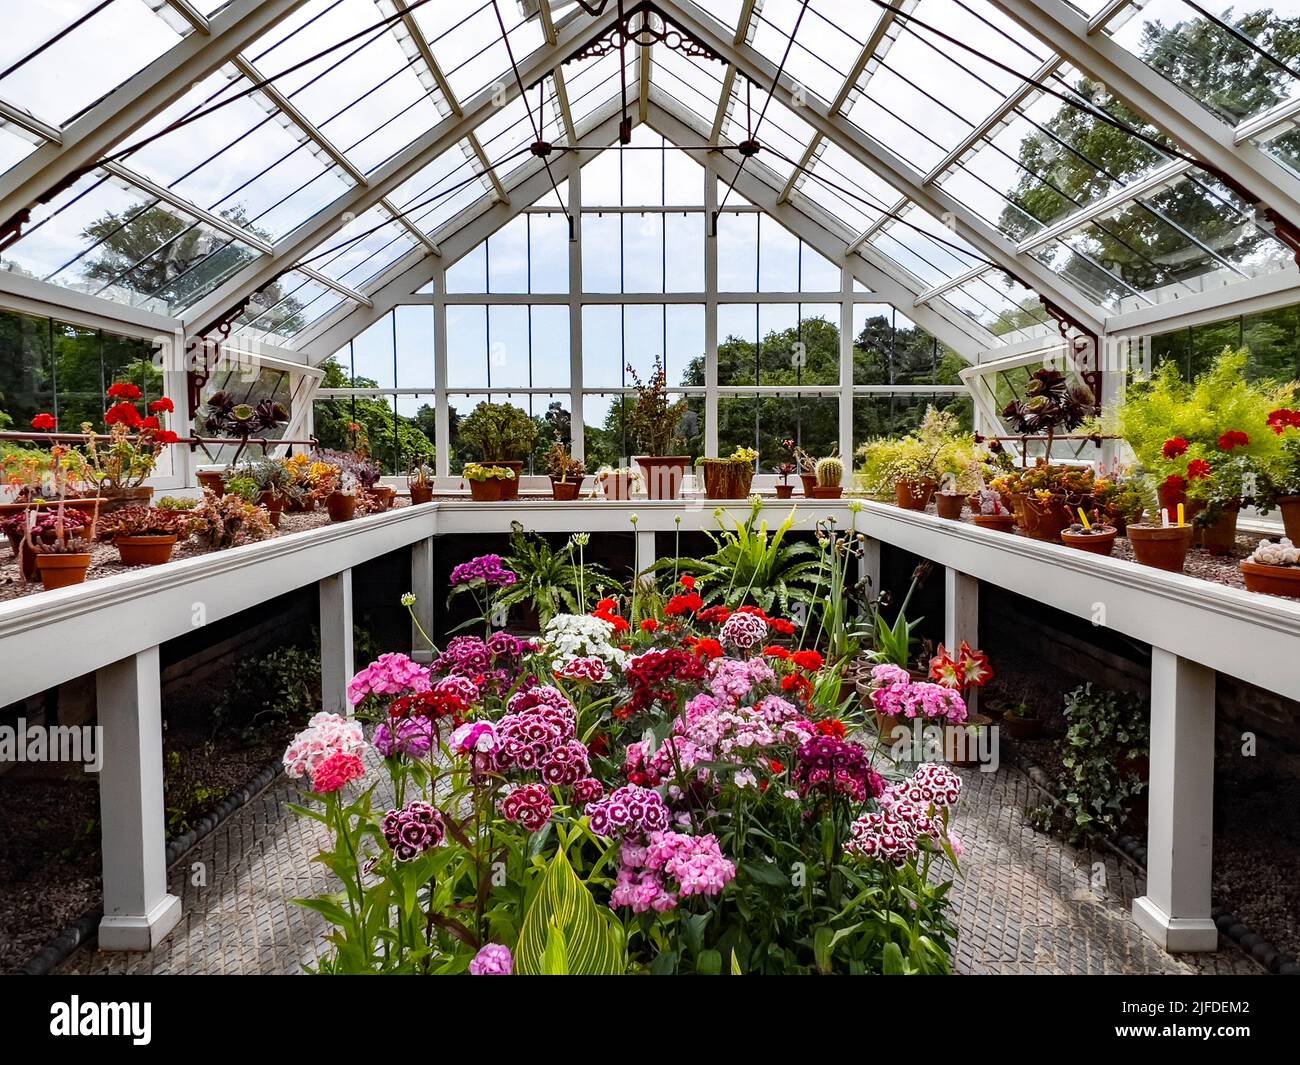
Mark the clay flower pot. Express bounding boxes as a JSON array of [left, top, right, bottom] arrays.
[[935, 492, 965, 520], [116, 534, 178, 566], [972, 512, 1016, 533], [945, 713, 994, 767], [468, 478, 505, 502], [1015, 494, 1072, 543], [98, 485, 154, 513], [370, 485, 397, 511], [1277, 495, 1300, 544], [1240, 561, 1300, 598], [197, 471, 225, 496], [36, 552, 91, 589], [326, 491, 358, 522], [409, 483, 434, 506], [774, 483, 794, 499], [259, 492, 286, 528], [550, 477, 581, 501], [894, 478, 936, 511], [1002, 714, 1043, 740], [493, 461, 524, 500], [601, 472, 635, 500], [1128, 523, 1193, 572], [1199, 504, 1240, 556], [799, 473, 818, 497], [1060, 525, 1117, 556], [810, 484, 843, 498], [635, 456, 691, 500]]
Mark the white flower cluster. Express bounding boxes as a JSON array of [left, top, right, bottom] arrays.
[[544, 613, 628, 672], [1249, 537, 1300, 566]]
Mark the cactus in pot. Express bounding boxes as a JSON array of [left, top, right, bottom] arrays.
[[813, 456, 844, 498]]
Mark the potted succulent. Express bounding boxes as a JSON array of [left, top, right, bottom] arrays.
[[1240, 537, 1300, 598], [775, 461, 796, 499], [970, 485, 1016, 532], [80, 381, 179, 510], [189, 489, 274, 550], [463, 462, 516, 502], [201, 391, 289, 469], [626, 356, 691, 500], [857, 407, 981, 510], [594, 465, 639, 501], [992, 462, 1096, 543], [810, 455, 844, 498], [1001, 701, 1043, 740], [5, 507, 90, 581], [408, 462, 434, 506], [23, 501, 95, 589], [544, 440, 585, 501], [1128, 516, 1194, 572], [1002, 366, 1096, 458], [234, 457, 293, 528], [701, 446, 758, 499], [458, 401, 538, 501], [1091, 460, 1148, 535], [1060, 512, 1118, 556], [96, 504, 190, 565], [326, 470, 360, 521], [934, 469, 976, 520], [790, 442, 819, 497]]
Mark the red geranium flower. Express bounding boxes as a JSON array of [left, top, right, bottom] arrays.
[[148, 397, 174, 414], [763, 645, 791, 659], [768, 759, 786, 774], [107, 381, 142, 401], [1163, 474, 1187, 493], [685, 636, 724, 660], [697, 605, 732, 624], [680, 574, 696, 590], [768, 617, 796, 635], [1162, 437, 1189, 459], [815, 719, 846, 738], [664, 591, 703, 616], [639, 618, 658, 632], [1266, 408, 1300, 434], [1187, 458, 1213, 480], [105, 401, 143, 428], [30, 412, 56, 431], [155, 429, 179, 445], [1218, 430, 1249, 451], [791, 649, 824, 672], [141, 415, 161, 431]]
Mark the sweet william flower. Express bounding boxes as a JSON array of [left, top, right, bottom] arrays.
[[311, 751, 365, 793], [469, 943, 513, 975]]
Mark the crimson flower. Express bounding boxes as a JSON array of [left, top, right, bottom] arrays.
[[107, 381, 142, 401], [1187, 458, 1213, 480], [957, 641, 994, 688], [148, 397, 175, 414], [141, 415, 161, 431], [697, 605, 732, 624], [763, 645, 791, 660], [1163, 474, 1187, 493], [1217, 430, 1249, 451], [155, 429, 179, 445], [815, 719, 846, 739], [664, 591, 703, 616], [1266, 408, 1300, 434], [685, 636, 723, 660], [639, 618, 658, 632], [1162, 437, 1189, 459], [680, 574, 696, 590], [791, 649, 824, 672], [30, 412, 56, 431], [105, 401, 143, 428], [768, 759, 786, 774]]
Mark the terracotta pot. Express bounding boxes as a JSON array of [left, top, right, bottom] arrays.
[[197, 471, 225, 496], [1277, 495, 1300, 544], [774, 484, 794, 499], [810, 484, 843, 498], [1156, 481, 1204, 542], [1199, 505, 1240, 556], [18, 540, 38, 580], [35, 552, 91, 589], [326, 492, 358, 521], [1128, 523, 1193, 572], [1241, 560, 1300, 598], [600, 472, 635, 500], [1060, 525, 1117, 556], [116, 534, 177, 566], [894, 478, 936, 511], [259, 492, 286, 528], [550, 477, 581, 501], [492, 461, 524, 500], [98, 485, 154, 513], [935, 492, 965, 520], [875, 712, 905, 738], [702, 460, 754, 499], [468, 477, 506, 502], [972, 512, 1016, 533], [1014, 493, 1073, 543], [799, 473, 818, 497], [409, 483, 434, 506], [371, 485, 397, 511], [945, 713, 994, 767], [635, 456, 691, 500]]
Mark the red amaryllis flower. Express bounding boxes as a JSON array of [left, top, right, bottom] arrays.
[[30, 412, 56, 431], [639, 618, 658, 632], [105, 401, 143, 428], [107, 381, 142, 401], [929, 644, 962, 689], [815, 719, 846, 739], [791, 649, 824, 672], [1187, 458, 1213, 480], [148, 397, 174, 414], [1218, 430, 1249, 451], [1162, 437, 1189, 459], [956, 641, 994, 688], [1266, 408, 1300, 434]]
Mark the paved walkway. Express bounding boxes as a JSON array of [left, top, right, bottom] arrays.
[[59, 762, 1256, 975]]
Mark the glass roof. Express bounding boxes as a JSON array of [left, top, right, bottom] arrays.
[[0, 0, 1294, 347]]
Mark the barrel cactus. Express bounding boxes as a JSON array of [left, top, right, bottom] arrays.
[[815, 456, 843, 487]]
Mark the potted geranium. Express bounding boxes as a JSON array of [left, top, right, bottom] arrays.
[[1241, 537, 1300, 598], [626, 356, 690, 500], [1263, 409, 1300, 542], [700, 446, 758, 499], [96, 504, 190, 565], [544, 440, 585, 501], [80, 381, 179, 510], [458, 401, 537, 501], [463, 462, 516, 502]]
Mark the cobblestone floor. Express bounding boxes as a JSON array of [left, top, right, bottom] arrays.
[[60, 761, 1258, 975]]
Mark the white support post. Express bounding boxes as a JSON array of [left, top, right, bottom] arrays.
[[320, 570, 355, 716], [704, 165, 719, 459], [433, 266, 450, 479], [96, 646, 181, 951], [634, 530, 657, 581], [838, 265, 854, 477], [1133, 648, 1218, 952], [861, 536, 882, 603], [410, 538, 435, 663], [944, 567, 979, 714], [568, 169, 585, 464]]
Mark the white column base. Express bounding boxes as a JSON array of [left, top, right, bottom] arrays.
[[99, 893, 182, 952], [1132, 896, 1218, 952]]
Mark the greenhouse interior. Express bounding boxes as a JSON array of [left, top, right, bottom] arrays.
[[1, 0, 1300, 992]]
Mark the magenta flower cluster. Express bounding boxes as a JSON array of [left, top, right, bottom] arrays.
[[449, 554, 517, 587], [373, 715, 436, 759], [585, 783, 670, 837], [846, 763, 963, 865], [469, 943, 513, 975], [347, 652, 430, 705], [794, 735, 884, 802], [495, 685, 580, 774], [382, 800, 445, 861], [719, 610, 768, 651], [432, 633, 538, 694], [707, 656, 776, 705], [501, 782, 553, 831], [611, 831, 736, 913], [870, 677, 968, 723]]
